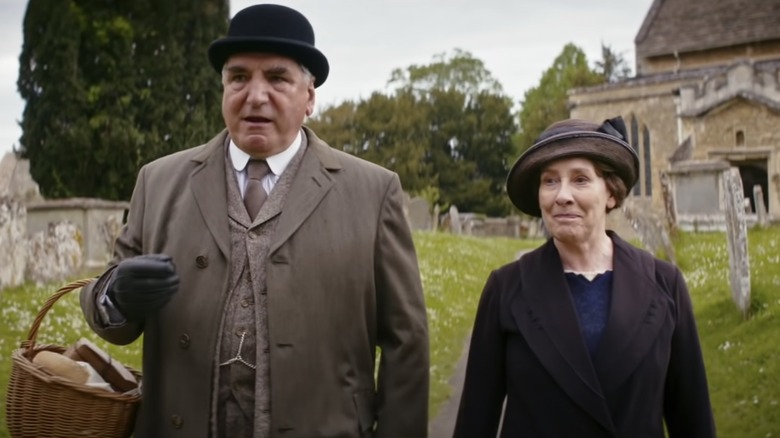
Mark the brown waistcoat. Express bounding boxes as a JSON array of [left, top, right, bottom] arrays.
[[213, 136, 307, 438]]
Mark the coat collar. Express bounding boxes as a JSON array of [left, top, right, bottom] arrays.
[[510, 231, 669, 434], [190, 130, 231, 259], [269, 126, 340, 254], [188, 127, 343, 259]]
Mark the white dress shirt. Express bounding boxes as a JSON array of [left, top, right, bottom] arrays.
[[229, 130, 302, 197]]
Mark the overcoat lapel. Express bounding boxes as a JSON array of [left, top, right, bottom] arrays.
[[592, 233, 670, 392], [190, 131, 231, 259], [270, 127, 340, 254], [510, 239, 616, 434]]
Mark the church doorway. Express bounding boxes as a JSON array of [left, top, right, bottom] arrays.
[[729, 159, 769, 213]]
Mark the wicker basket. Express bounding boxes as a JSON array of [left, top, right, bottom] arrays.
[[5, 278, 142, 438]]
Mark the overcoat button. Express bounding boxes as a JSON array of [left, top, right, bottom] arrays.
[[195, 255, 208, 268], [171, 414, 183, 429], [179, 334, 191, 349]]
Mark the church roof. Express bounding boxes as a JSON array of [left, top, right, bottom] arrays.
[[635, 0, 780, 58]]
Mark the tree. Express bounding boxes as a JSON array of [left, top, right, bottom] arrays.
[[595, 43, 632, 83], [516, 43, 604, 155], [387, 48, 504, 98], [18, 0, 228, 200], [310, 50, 516, 215]]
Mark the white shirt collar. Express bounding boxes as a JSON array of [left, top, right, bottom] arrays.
[[229, 130, 302, 176]]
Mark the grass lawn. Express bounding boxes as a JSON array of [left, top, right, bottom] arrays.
[[674, 228, 780, 437], [1, 228, 777, 436], [0, 232, 535, 436]]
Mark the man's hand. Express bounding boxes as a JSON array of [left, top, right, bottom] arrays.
[[107, 254, 180, 320]]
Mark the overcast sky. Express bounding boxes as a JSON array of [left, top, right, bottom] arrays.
[[0, 0, 653, 156]]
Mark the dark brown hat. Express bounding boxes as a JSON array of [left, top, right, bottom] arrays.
[[208, 4, 329, 87], [506, 117, 639, 217]]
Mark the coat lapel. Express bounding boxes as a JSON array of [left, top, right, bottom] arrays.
[[511, 240, 617, 434], [592, 233, 670, 392], [269, 127, 340, 255], [190, 131, 231, 259]]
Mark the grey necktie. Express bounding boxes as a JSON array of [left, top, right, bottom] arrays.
[[244, 159, 271, 220]]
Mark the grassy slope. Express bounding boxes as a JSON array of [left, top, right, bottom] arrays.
[[1, 229, 777, 436], [674, 228, 780, 437]]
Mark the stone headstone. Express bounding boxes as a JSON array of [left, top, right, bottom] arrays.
[[660, 171, 678, 237], [720, 167, 751, 318], [449, 205, 461, 235], [0, 198, 27, 289], [432, 204, 440, 232], [407, 197, 432, 231], [620, 197, 676, 264], [0, 152, 42, 202], [753, 185, 768, 227]]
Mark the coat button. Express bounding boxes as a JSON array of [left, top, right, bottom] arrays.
[[179, 334, 191, 350], [195, 255, 208, 268], [171, 414, 183, 429]]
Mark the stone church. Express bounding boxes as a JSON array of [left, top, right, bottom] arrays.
[[569, 0, 780, 225]]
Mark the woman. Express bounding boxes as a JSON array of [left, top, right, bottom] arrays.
[[453, 117, 715, 437]]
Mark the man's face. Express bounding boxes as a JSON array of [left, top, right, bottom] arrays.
[[221, 52, 315, 157]]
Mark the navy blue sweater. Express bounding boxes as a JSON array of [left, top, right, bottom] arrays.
[[565, 271, 613, 358]]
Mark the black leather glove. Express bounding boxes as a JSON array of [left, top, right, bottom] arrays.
[[107, 254, 180, 321]]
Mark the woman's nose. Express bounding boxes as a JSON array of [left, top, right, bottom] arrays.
[[555, 182, 574, 204]]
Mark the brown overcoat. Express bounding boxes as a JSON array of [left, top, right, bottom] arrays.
[[454, 232, 715, 438], [81, 127, 429, 438]]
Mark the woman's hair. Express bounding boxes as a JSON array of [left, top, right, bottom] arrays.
[[592, 159, 628, 212]]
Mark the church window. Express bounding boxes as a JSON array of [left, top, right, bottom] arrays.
[[643, 126, 652, 196], [630, 116, 641, 196]]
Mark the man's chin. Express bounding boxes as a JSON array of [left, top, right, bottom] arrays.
[[234, 135, 275, 156]]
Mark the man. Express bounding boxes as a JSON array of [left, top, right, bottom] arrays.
[[80, 4, 429, 437]]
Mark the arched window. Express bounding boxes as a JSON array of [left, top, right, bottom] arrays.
[[736, 130, 745, 147], [643, 126, 652, 196], [630, 116, 640, 196]]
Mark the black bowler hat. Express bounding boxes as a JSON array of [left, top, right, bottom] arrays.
[[506, 117, 640, 217], [208, 4, 329, 88]]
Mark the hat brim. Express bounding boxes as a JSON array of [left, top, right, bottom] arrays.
[[208, 37, 330, 88], [506, 135, 639, 217]]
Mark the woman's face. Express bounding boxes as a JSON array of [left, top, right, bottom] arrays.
[[538, 157, 616, 245]]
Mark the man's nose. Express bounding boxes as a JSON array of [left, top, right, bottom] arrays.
[[246, 78, 270, 105]]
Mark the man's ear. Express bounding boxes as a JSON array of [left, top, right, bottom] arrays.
[[305, 86, 315, 117]]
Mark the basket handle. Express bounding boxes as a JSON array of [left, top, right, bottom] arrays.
[[21, 277, 97, 351]]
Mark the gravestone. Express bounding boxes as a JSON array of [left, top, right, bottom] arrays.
[[0, 198, 27, 289], [432, 204, 440, 232], [660, 171, 678, 237], [407, 197, 432, 231], [720, 167, 751, 318], [620, 197, 676, 264], [753, 185, 768, 227], [0, 152, 42, 202], [449, 205, 461, 235]]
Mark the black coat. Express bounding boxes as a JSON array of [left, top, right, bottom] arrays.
[[454, 232, 715, 438]]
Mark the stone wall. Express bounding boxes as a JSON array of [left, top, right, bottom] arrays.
[[0, 197, 127, 291], [25, 222, 83, 286], [570, 78, 691, 212], [27, 198, 128, 269], [570, 60, 780, 223]]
